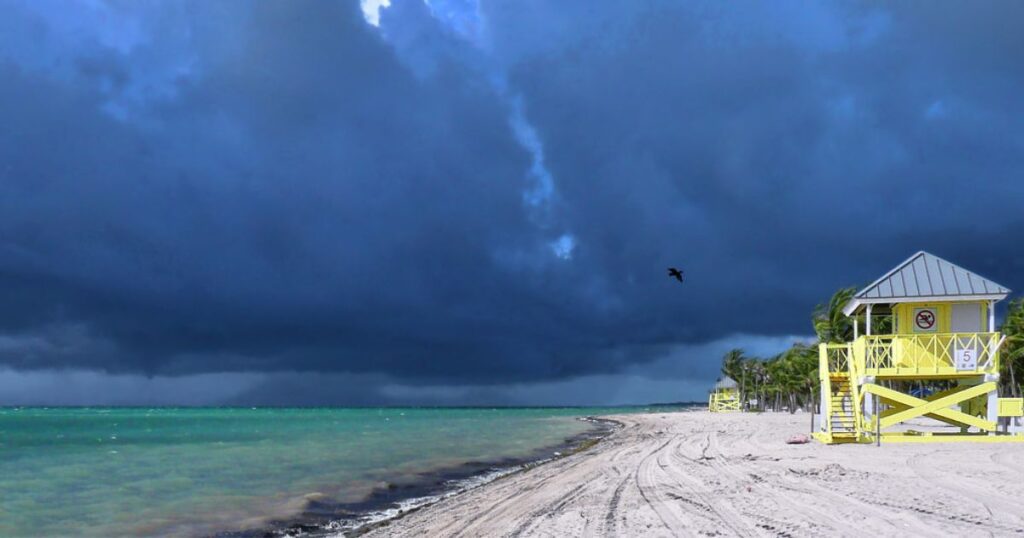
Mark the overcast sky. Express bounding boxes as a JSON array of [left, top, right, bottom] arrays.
[[0, 0, 1022, 405]]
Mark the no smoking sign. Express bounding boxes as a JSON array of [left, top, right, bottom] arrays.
[[913, 308, 937, 332]]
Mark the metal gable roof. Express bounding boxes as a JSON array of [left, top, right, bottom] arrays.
[[714, 377, 738, 390], [843, 251, 1011, 315]]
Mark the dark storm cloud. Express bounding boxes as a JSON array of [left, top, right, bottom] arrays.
[[0, 1, 1022, 390], [481, 0, 1024, 331]]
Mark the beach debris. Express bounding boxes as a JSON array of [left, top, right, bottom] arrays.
[[667, 267, 685, 282], [785, 434, 810, 445]]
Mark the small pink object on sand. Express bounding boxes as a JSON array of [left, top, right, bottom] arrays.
[[786, 434, 810, 445]]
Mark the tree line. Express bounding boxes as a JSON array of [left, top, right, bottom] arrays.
[[719, 288, 1024, 412]]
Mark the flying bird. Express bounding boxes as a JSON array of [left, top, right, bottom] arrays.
[[667, 267, 684, 282]]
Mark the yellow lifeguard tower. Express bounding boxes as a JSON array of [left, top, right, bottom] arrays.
[[709, 377, 741, 412], [815, 251, 1024, 444]]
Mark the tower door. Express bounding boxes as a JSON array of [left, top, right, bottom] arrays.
[[951, 303, 982, 332], [951, 303, 982, 370]]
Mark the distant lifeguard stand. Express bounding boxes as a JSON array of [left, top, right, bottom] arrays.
[[709, 377, 741, 413], [815, 251, 1024, 444]]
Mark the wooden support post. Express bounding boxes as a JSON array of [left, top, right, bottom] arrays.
[[874, 396, 880, 447], [810, 387, 816, 433]]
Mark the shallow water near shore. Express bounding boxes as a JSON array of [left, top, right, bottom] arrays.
[[0, 406, 686, 537]]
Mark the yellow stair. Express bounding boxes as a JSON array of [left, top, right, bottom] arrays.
[[828, 376, 858, 440]]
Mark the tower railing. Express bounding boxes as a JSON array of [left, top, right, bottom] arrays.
[[861, 332, 1001, 376]]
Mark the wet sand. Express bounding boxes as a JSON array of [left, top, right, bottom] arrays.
[[362, 411, 1024, 537], [214, 419, 617, 538]]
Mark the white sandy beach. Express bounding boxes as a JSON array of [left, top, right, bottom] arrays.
[[364, 411, 1024, 537]]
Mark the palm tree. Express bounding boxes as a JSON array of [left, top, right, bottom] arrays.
[[1000, 298, 1024, 398], [812, 287, 856, 343], [764, 355, 788, 411], [721, 348, 745, 380], [745, 357, 766, 411], [721, 348, 746, 408], [787, 342, 820, 412]]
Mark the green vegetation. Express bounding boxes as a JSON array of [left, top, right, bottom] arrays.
[[1001, 298, 1024, 398], [719, 343, 818, 413], [811, 286, 855, 343]]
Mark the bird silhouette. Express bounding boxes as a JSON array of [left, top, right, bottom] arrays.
[[667, 267, 684, 282]]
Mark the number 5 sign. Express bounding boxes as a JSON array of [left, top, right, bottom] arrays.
[[955, 347, 977, 371]]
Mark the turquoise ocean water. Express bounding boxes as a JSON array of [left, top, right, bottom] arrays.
[[0, 406, 680, 537]]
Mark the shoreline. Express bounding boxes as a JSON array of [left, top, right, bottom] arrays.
[[211, 416, 622, 538], [347, 417, 624, 538], [360, 411, 1024, 537]]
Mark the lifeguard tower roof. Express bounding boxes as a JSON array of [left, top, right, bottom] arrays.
[[714, 377, 738, 390], [843, 251, 1010, 316]]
